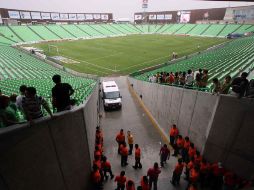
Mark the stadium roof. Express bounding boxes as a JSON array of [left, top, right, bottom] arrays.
[[1, 0, 254, 19]]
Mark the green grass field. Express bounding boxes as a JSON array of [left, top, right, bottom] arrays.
[[32, 34, 227, 76]]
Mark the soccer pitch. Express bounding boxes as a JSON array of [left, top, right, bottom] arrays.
[[32, 35, 227, 76]]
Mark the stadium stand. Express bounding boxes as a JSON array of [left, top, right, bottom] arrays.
[[133, 35, 254, 89], [0, 46, 96, 108], [29, 25, 61, 40], [0, 24, 253, 45], [201, 24, 226, 37], [9, 26, 43, 42]]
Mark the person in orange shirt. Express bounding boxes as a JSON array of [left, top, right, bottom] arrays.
[[171, 158, 184, 186], [115, 171, 127, 190], [189, 166, 200, 185], [133, 144, 142, 169], [94, 146, 102, 160], [188, 183, 198, 190], [140, 176, 150, 190], [169, 124, 179, 146], [185, 157, 195, 181], [91, 164, 102, 190], [126, 179, 135, 190], [101, 156, 114, 180], [188, 143, 196, 159], [199, 158, 209, 187], [93, 155, 102, 170], [95, 140, 103, 154], [159, 144, 170, 167], [182, 136, 190, 162], [147, 162, 161, 190], [116, 129, 126, 154], [127, 131, 134, 155], [223, 171, 236, 190], [211, 162, 225, 189], [173, 135, 184, 157], [120, 142, 129, 167], [95, 126, 103, 145], [194, 151, 202, 166]]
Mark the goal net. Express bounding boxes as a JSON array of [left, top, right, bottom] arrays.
[[48, 45, 59, 55]]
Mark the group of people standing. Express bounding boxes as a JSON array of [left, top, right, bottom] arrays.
[[92, 125, 253, 190], [148, 69, 209, 89], [0, 75, 74, 128]]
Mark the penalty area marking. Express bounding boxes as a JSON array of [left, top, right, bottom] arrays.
[[120, 55, 169, 72]]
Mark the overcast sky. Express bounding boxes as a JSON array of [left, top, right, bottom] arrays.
[[1, 0, 254, 20]]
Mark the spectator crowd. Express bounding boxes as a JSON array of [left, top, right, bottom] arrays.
[[148, 69, 254, 98], [91, 125, 253, 190], [0, 75, 74, 128]]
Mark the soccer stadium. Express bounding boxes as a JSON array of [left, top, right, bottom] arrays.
[[0, 0, 254, 189]]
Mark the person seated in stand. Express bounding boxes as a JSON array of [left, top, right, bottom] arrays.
[[220, 75, 231, 94], [174, 72, 179, 85], [180, 71, 186, 86], [231, 72, 249, 98], [246, 79, 254, 98], [200, 69, 209, 88], [185, 69, 194, 88], [212, 78, 221, 95], [22, 87, 53, 122]]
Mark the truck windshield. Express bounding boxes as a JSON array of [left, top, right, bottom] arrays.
[[105, 91, 120, 99]]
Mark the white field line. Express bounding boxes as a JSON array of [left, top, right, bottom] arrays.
[[87, 52, 123, 61], [63, 55, 118, 72], [120, 55, 169, 71]]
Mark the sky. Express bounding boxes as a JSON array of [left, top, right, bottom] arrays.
[[1, 0, 254, 20]]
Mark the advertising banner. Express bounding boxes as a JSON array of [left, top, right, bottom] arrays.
[[180, 11, 191, 23], [8, 11, 20, 19], [20, 11, 31, 19], [41, 12, 51, 20], [93, 14, 101, 20], [101, 14, 109, 20], [165, 14, 172, 20], [69, 14, 77, 20], [149, 14, 156, 20], [77, 14, 85, 20], [85, 14, 93, 20], [31, 12, 41, 19], [51, 13, 60, 20], [157, 14, 165, 20], [60, 13, 68, 20], [135, 14, 142, 20]]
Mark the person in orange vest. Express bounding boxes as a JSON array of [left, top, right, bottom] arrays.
[[133, 144, 142, 169], [95, 140, 103, 154], [185, 157, 195, 181], [188, 166, 200, 188], [194, 151, 202, 166], [173, 135, 184, 157], [188, 183, 198, 190], [91, 164, 103, 190], [121, 142, 129, 167], [182, 136, 190, 163], [116, 129, 126, 154], [101, 156, 114, 180], [94, 146, 102, 160], [126, 179, 135, 190], [139, 176, 150, 190], [147, 162, 161, 190], [188, 143, 196, 159], [211, 162, 225, 189], [93, 155, 102, 170], [95, 126, 103, 145], [159, 144, 170, 167], [169, 124, 179, 147], [170, 158, 184, 186], [223, 171, 236, 190], [199, 158, 209, 187], [127, 131, 134, 155], [115, 171, 127, 190]]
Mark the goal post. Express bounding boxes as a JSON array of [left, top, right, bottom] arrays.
[[48, 45, 59, 55]]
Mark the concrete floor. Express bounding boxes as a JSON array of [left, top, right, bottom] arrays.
[[100, 76, 188, 190]]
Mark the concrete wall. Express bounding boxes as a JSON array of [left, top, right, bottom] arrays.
[[128, 77, 254, 178], [129, 78, 218, 152], [0, 84, 99, 190]]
